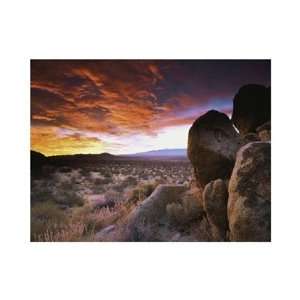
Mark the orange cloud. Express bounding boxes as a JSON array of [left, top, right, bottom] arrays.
[[31, 61, 168, 135], [31, 127, 105, 156]]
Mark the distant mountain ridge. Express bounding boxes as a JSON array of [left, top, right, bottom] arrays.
[[125, 148, 187, 157], [31, 149, 188, 169], [31, 148, 187, 159]]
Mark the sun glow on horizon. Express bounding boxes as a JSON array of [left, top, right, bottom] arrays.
[[31, 124, 190, 156]]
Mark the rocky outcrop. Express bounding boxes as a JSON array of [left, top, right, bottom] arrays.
[[126, 184, 187, 241], [232, 84, 271, 136], [203, 179, 228, 241], [228, 142, 271, 241], [242, 133, 260, 145], [187, 110, 241, 188], [256, 121, 271, 141]]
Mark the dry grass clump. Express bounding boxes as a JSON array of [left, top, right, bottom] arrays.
[[34, 222, 87, 242], [182, 191, 203, 220], [31, 184, 54, 203], [31, 201, 67, 241], [166, 190, 203, 226], [104, 190, 122, 203], [93, 177, 112, 185], [126, 181, 159, 205], [166, 203, 185, 226], [31, 200, 130, 242], [54, 183, 84, 207]]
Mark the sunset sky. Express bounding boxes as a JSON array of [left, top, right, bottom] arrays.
[[31, 60, 270, 156]]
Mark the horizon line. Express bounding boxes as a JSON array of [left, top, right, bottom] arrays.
[[31, 147, 188, 157]]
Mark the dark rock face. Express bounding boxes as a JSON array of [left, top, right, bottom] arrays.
[[256, 121, 271, 141], [187, 110, 241, 188], [203, 179, 228, 241], [232, 84, 271, 136], [228, 142, 271, 241]]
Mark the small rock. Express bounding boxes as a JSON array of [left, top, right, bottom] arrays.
[[203, 179, 228, 241]]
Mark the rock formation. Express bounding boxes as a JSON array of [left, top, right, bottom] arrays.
[[228, 142, 271, 241], [126, 184, 187, 241], [186, 84, 271, 242], [203, 179, 228, 241], [256, 121, 271, 141], [231, 84, 271, 136], [187, 110, 241, 188]]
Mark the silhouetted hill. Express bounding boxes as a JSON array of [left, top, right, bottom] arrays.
[[30, 149, 189, 173], [31, 150, 48, 177], [47, 152, 120, 166], [49, 152, 116, 160]]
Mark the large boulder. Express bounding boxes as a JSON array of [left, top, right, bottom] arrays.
[[203, 179, 228, 241], [187, 110, 241, 188], [228, 142, 271, 241], [231, 84, 271, 136], [126, 184, 187, 241]]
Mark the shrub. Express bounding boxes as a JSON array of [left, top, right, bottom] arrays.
[[59, 166, 73, 173], [54, 181, 84, 207], [126, 182, 158, 205], [166, 202, 185, 226], [105, 190, 122, 203], [127, 188, 143, 204], [94, 177, 111, 185], [166, 192, 203, 227], [54, 190, 84, 207], [31, 185, 54, 203], [182, 192, 203, 221], [123, 176, 137, 186], [142, 183, 156, 198], [112, 183, 126, 192]]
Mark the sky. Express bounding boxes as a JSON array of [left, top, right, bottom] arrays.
[[31, 60, 271, 156]]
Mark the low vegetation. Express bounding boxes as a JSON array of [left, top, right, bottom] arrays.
[[31, 160, 193, 241]]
